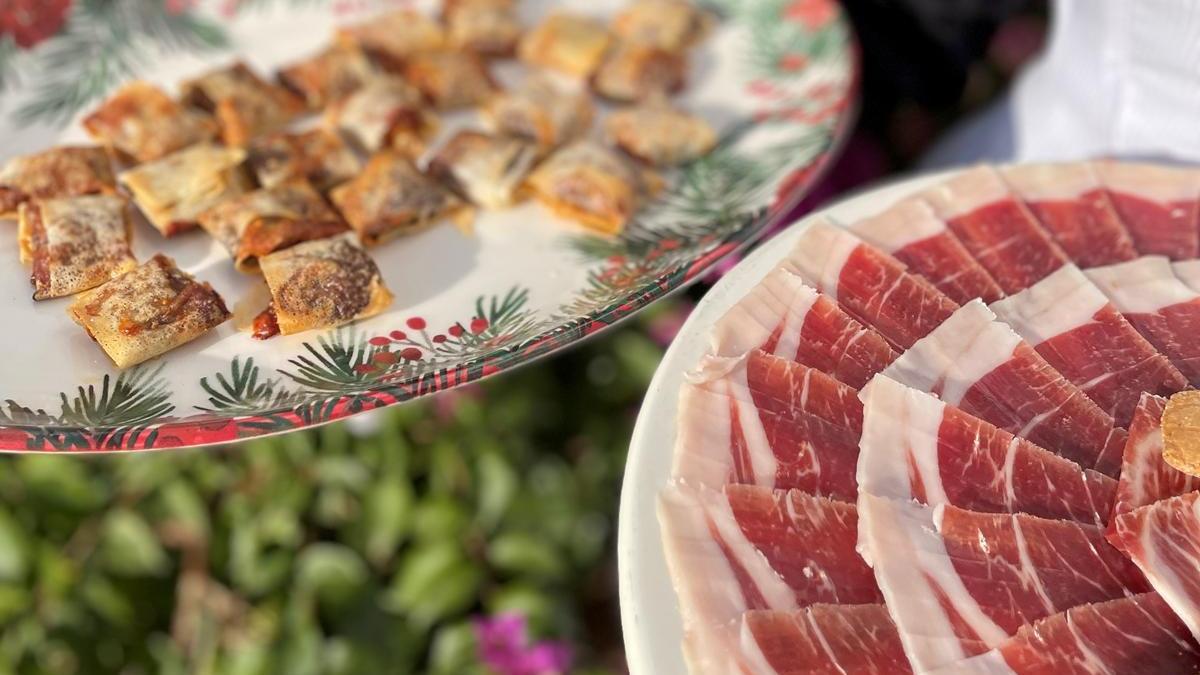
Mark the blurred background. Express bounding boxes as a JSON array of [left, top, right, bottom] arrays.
[[0, 1, 1047, 673]]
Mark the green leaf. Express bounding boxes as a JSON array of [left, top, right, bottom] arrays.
[[0, 508, 29, 581], [486, 584, 558, 637], [81, 575, 135, 629], [158, 480, 210, 541], [475, 452, 517, 532], [487, 532, 567, 581], [100, 510, 169, 577], [429, 621, 478, 675], [17, 455, 108, 511], [385, 543, 480, 626], [359, 477, 413, 567], [295, 543, 369, 612], [411, 497, 471, 542], [0, 584, 31, 624]]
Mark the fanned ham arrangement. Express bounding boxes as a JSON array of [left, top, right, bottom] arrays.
[[658, 161, 1200, 674]]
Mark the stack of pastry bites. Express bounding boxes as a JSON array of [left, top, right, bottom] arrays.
[[0, 0, 717, 369]]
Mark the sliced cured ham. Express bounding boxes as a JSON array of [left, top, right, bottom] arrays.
[[847, 198, 1004, 304], [881, 300, 1127, 475], [857, 496, 1149, 673], [925, 593, 1200, 675], [1000, 162, 1138, 268], [1111, 394, 1199, 530], [1087, 256, 1200, 385], [1176, 259, 1200, 293], [784, 219, 959, 351], [923, 165, 1069, 294], [990, 264, 1187, 428], [857, 375, 1117, 525], [708, 268, 897, 389], [660, 485, 882, 673], [674, 351, 862, 496], [1095, 161, 1200, 260], [1111, 492, 1200, 643], [739, 605, 911, 675]]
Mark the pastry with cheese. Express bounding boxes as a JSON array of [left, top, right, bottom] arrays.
[[335, 10, 446, 67], [180, 61, 305, 146], [403, 51, 497, 110], [119, 143, 252, 237], [17, 194, 137, 300], [605, 101, 716, 165], [518, 13, 612, 78], [526, 140, 656, 234], [330, 151, 468, 245], [68, 254, 230, 368], [82, 82, 217, 162], [482, 76, 594, 150], [446, 2, 523, 56], [278, 43, 378, 108], [325, 76, 438, 157], [197, 179, 347, 273], [591, 42, 685, 102], [0, 146, 116, 218], [612, 0, 714, 52], [253, 232, 393, 338], [428, 130, 538, 209]]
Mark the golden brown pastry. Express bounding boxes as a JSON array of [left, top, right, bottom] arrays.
[[324, 76, 438, 157], [445, 2, 523, 56], [518, 13, 612, 78], [0, 146, 115, 218], [180, 61, 305, 146], [605, 101, 716, 165], [119, 143, 252, 237], [68, 254, 230, 368], [482, 76, 594, 150], [81, 82, 217, 162], [197, 179, 348, 273], [254, 232, 393, 338], [17, 194, 137, 300], [591, 42, 685, 102], [612, 0, 715, 52], [526, 140, 654, 234], [403, 51, 497, 110], [335, 10, 446, 67], [330, 151, 468, 246], [246, 129, 362, 192], [278, 43, 378, 108], [428, 130, 538, 209]]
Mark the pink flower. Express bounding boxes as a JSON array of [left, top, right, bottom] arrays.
[[474, 613, 573, 675]]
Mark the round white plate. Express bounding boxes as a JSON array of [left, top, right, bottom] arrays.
[[616, 171, 950, 675], [0, 0, 856, 451]]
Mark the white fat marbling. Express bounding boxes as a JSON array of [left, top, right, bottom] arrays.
[[1086, 256, 1200, 315], [990, 265, 1109, 346]]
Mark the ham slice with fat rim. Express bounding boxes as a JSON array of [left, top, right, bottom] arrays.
[[846, 198, 1004, 304], [1000, 162, 1138, 268], [659, 485, 881, 674], [1175, 259, 1200, 293], [990, 264, 1187, 428], [924, 593, 1200, 675], [784, 219, 959, 351], [857, 495, 1148, 673], [738, 605, 912, 675], [1087, 255, 1200, 385], [923, 165, 1069, 294], [881, 299, 1127, 475], [708, 268, 896, 389], [1109, 393, 1200, 534], [1111, 492, 1200, 644], [857, 375, 1117, 526], [673, 351, 862, 496], [1095, 161, 1200, 261]]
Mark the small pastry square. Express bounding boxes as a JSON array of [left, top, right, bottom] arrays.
[[518, 13, 612, 78], [197, 179, 348, 273], [68, 254, 230, 369], [592, 42, 685, 102], [330, 151, 468, 245], [325, 76, 438, 157], [446, 3, 523, 56], [403, 51, 496, 110], [17, 195, 137, 300], [278, 43, 378, 108], [119, 143, 252, 237], [612, 0, 715, 52], [0, 146, 116, 218], [246, 129, 361, 192], [428, 130, 538, 209], [335, 10, 446, 67], [526, 140, 652, 234], [180, 61, 305, 146], [255, 232, 393, 338], [81, 82, 217, 162], [482, 76, 594, 150], [605, 102, 716, 165]]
